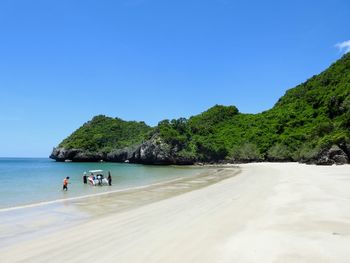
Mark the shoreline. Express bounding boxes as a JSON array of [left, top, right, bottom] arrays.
[[0, 166, 239, 250], [2, 163, 350, 262], [0, 172, 199, 213], [0, 165, 235, 213]]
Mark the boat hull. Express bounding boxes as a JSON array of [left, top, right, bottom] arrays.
[[88, 178, 109, 186]]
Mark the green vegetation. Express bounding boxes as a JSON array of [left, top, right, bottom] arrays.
[[155, 53, 350, 162], [57, 53, 350, 163], [59, 115, 152, 153]]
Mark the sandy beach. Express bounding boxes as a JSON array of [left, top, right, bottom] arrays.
[[1, 163, 350, 263]]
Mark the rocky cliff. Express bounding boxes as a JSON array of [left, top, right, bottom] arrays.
[[50, 134, 196, 164], [50, 139, 350, 165]]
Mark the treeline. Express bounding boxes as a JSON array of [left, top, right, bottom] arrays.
[[59, 115, 152, 153], [153, 53, 350, 162], [56, 53, 350, 164]]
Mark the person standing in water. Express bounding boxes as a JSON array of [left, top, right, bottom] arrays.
[[107, 171, 112, 186], [63, 176, 70, 191]]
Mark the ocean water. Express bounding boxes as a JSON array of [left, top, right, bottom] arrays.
[[0, 158, 203, 209]]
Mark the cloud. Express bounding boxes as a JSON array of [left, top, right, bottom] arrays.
[[335, 40, 350, 54]]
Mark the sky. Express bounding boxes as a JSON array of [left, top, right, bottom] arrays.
[[0, 0, 350, 157]]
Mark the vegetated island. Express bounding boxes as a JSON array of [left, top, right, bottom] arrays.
[[50, 53, 350, 165]]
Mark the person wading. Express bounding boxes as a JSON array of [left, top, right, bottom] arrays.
[[107, 171, 112, 186], [63, 176, 70, 191]]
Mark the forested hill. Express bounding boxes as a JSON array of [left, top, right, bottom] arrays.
[[51, 53, 350, 165], [59, 115, 152, 152], [51, 116, 152, 162]]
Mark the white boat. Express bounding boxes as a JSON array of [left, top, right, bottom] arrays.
[[84, 170, 109, 186]]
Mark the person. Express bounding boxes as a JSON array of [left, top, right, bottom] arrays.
[[83, 172, 87, 184], [107, 171, 112, 186], [97, 174, 102, 185], [63, 176, 70, 191]]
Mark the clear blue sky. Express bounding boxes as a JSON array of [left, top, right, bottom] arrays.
[[1, 0, 349, 157]]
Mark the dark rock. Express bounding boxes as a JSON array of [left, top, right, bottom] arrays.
[[328, 145, 345, 158], [50, 147, 74, 161], [315, 156, 335, 165], [106, 147, 135, 162], [50, 147, 103, 162], [72, 151, 104, 162], [130, 134, 195, 165], [338, 142, 350, 156], [333, 155, 348, 164], [314, 145, 349, 165], [328, 145, 349, 164], [131, 136, 172, 164], [50, 134, 196, 165]]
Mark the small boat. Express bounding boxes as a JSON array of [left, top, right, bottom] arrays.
[[84, 170, 109, 186]]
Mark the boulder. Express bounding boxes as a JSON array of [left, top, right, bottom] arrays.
[[332, 154, 348, 164], [328, 145, 349, 164], [315, 156, 335, 165], [315, 145, 349, 165]]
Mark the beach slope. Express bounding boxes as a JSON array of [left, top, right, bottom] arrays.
[[2, 163, 350, 263]]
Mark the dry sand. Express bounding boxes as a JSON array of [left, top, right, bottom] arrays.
[[1, 163, 350, 263]]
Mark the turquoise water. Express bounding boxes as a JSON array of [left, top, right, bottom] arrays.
[[0, 158, 202, 209]]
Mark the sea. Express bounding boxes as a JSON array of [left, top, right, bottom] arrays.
[[0, 158, 203, 209]]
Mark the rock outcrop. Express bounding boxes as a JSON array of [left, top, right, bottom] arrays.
[[50, 147, 104, 162], [130, 135, 195, 165], [307, 145, 349, 165], [50, 134, 196, 165], [106, 147, 136, 162], [50, 142, 350, 166]]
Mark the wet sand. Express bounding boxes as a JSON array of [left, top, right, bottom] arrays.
[[0, 167, 237, 250], [2, 163, 350, 263]]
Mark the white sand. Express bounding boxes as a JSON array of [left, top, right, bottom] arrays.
[[1, 163, 350, 263]]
